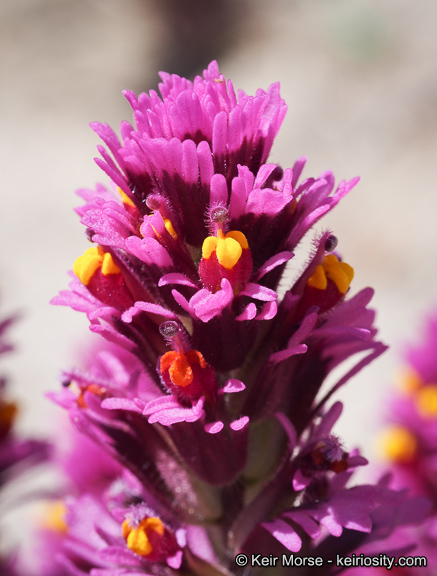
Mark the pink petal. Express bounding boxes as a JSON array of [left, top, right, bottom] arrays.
[[268, 344, 307, 364], [239, 283, 277, 301], [191, 279, 233, 322], [262, 519, 302, 552], [292, 469, 311, 491], [101, 398, 143, 413], [167, 550, 183, 569], [236, 303, 257, 321], [204, 421, 224, 434], [122, 302, 177, 323], [285, 510, 321, 539], [275, 412, 297, 450], [171, 289, 192, 313], [256, 300, 277, 320], [256, 251, 294, 280], [158, 273, 198, 288], [230, 416, 249, 431], [222, 379, 246, 393], [209, 173, 228, 205]]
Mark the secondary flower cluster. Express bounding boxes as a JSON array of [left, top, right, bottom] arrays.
[[48, 62, 429, 575], [0, 306, 48, 575], [374, 312, 437, 574]]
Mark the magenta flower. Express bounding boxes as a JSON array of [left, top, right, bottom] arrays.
[[49, 62, 429, 575]]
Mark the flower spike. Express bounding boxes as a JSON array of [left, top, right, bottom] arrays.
[[45, 62, 430, 576]]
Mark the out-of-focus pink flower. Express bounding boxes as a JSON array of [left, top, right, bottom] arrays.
[[0, 307, 49, 575]]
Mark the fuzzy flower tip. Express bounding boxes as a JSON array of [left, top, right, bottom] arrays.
[[45, 62, 428, 576]]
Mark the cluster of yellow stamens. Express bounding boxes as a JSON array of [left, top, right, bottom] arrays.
[[122, 517, 165, 556], [73, 246, 120, 286], [307, 254, 354, 294]]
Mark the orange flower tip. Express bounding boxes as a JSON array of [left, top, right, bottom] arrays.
[[379, 425, 417, 463], [73, 246, 120, 285], [77, 384, 106, 408], [160, 349, 209, 389], [122, 517, 165, 557], [160, 351, 193, 387]]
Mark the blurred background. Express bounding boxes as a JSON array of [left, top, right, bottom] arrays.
[[1, 0, 437, 461]]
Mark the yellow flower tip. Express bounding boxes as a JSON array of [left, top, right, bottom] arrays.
[[307, 255, 354, 294], [216, 235, 242, 270], [73, 246, 119, 284], [202, 230, 248, 270], [324, 254, 354, 293], [416, 385, 437, 417], [380, 425, 417, 463], [101, 252, 120, 276], [126, 527, 153, 556], [225, 230, 249, 250], [118, 188, 135, 208], [202, 236, 219, 259], [73, 247, 102, 285], [122, 517, 165, 557], [164, 218, 178, 240], [143, 517, 165, 536], [41, 501, 68, 533]]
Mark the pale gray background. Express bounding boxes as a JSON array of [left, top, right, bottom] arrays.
[[1, 0, 437, 465]]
